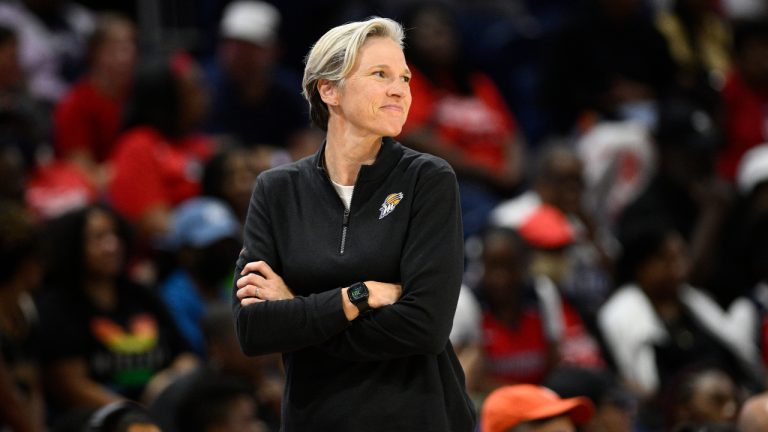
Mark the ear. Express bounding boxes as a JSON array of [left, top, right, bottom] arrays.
[[317, 79, 339, 106]]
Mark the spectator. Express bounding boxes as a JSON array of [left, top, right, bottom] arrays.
[[618, 99, 730, 297], [150, 304, 282, 432], [201, 146, 276, 224], [53, 13, 136, 190], [0, 0, 95, 105], [0, 201, 45, 432], [398, 2, 526, 238], [158, 197, 241, 356], [717, 19, 768, 181], [597, 218, 763, 428], [35, 205, 197, 418], [491, 144, 615, 319], [175, 376, 266, 432], [481, 384, 594, 432], [204, 1, 319, 160], [714, 145, 768, 308], [477, 226, 603, 390], [666, 366, 739, 431], [541, 0, 676, 133], [544, 366, 635, 432], [108, 54, 214, 242]]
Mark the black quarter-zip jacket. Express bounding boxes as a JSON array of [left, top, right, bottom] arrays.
[[232, 138, 477, 431]]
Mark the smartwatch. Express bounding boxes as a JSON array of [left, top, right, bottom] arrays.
[[347, 281, 370, 315]]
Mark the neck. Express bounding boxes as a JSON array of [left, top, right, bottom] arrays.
[[324, 121, 382, 186], [84, 276, 117, 310]]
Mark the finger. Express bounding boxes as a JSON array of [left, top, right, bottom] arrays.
[[236, 273, 266, 289], [236, 286, 260, 300], [241, 260, 274, 277], [241, 297, 265, 306], [251, 260, 278, 279], [240, 261, 265, 276]]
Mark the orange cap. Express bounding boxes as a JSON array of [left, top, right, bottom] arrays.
[[518, 204, 574, 250], [481, 384, 594, 432]]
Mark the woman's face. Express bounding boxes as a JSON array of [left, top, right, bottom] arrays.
[[329, 37, 411, 138], [84, 209, 124, 279], [637, 232, 689, 298], [681, 370, 738, 425], [93, 20, 137, 86], [482, 235, 527, 306]]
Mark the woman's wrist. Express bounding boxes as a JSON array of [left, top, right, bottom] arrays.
[[341, 287, 360, 321]]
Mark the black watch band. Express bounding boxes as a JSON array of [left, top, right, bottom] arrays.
[[347, 281, 370, 315]]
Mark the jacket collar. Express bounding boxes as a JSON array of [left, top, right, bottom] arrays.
[[313, 137, 402, 184]]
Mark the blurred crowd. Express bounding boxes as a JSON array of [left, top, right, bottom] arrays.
[[2, 0, 768, 431]]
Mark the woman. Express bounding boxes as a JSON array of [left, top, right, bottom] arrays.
[[598, 218, 763, 429], [232, 17, 476, 431], [53, 13, 137, 191], [36, 205, 197, 416], [108, 53, 213, 242]]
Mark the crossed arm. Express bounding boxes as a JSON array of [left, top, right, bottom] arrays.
[[232, 167, 463, 360]]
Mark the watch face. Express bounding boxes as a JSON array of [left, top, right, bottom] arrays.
[[349, 283, 368, 301]]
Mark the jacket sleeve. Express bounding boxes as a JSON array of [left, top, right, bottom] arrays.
[[317, 165, 464, 361], [232, 174, 350, 356]]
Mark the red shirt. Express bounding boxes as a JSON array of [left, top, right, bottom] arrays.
[[108, 126, 213, 221], [718, 70, 768, 180], [482, 302, 604, 385], [54, 77, 126, 162], [402, 67, 517, 174]]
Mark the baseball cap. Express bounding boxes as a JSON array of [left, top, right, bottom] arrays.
[[481, 384, 595, 432], [518, 204, 574, 250], [220, 1, 280, 45], [736, 143, 768, 195], [167, 197, 240, 249]]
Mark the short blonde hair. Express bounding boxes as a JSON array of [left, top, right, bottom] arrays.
[[302, 17, 405, 131]]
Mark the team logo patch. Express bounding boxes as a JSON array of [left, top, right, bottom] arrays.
[[378, 192, 404, 219]]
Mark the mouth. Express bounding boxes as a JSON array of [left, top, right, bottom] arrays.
[[381, 105, 404, 113]]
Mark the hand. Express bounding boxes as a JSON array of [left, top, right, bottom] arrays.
[[237, 261, 294, 306], [365, 281, 402, 309]]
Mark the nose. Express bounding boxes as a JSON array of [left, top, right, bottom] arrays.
[[387, 79, 408, 98]]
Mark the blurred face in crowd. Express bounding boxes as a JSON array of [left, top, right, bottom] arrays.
[[223, 148, 267, 220], [408, 7, 458, 67], [218, 395, 264, 432], [679, 370, 738, 425], [538, 152, 585, 216], [220, 39, 276, 82], [482, 232, 528, 307], [592, 403, 634, 432], [84, 209, 124, 280], [92, 17, 137, 88], [323, 37, 412, 139], [636, 232, 689, 299], [176, 61, 209, 132]]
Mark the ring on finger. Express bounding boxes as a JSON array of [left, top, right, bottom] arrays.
[[255, 287, 261, 297]]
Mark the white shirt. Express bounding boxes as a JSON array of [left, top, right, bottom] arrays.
[[331, 180, 354, 210]]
